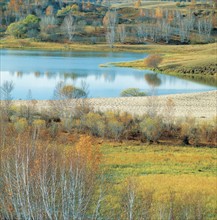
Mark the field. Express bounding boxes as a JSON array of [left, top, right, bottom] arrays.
[[102, 144, 217, 179], [99, 143, 217, 218]]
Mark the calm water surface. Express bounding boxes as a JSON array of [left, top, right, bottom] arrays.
[[0, 49, 216, 100]]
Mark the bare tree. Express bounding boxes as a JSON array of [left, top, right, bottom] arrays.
[[161, 19, 172, 43], [103, 10, 118, 48], [179, 17, 191, 43], [0, 80, 14, 112], [136, 24, 149, 43], [50, 81, 89, 120], [61, 14, 76, 41], [0, 136, 102, 219], [117, 24, 127, 43], [197, 16, 212, 42], [106, 28, 115, 48]]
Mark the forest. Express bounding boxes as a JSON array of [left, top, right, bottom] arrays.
[[0, 0, 216, 45]]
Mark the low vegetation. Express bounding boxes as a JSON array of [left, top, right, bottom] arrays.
[[0, 80, 216, 219], [120, 88, 146, 97]]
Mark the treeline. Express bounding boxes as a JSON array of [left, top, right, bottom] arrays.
[[0, 0, 216, 44]]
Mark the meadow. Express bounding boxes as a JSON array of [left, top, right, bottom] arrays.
[[100, 143, 217, 219]]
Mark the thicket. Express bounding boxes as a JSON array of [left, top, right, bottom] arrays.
[[1, 97, 216, 147]]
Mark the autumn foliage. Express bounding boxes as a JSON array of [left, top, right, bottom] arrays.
[[144, 54, 163, 69]]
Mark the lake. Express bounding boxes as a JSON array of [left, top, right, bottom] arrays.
[[0, 49, 216, 100]]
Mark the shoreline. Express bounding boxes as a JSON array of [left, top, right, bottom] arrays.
[[1, 38, 216, 86], [11, 90, 217, 119]]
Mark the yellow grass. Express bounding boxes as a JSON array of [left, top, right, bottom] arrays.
[[101, 143, 217, 218]]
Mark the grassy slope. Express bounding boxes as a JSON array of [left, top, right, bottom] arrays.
[[112, 43, 217, 86]]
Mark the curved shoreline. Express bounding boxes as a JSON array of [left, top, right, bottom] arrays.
[[11, 90, 217, 119], [1, 39, 216, 86]]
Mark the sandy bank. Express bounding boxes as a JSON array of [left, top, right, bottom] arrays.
[[11, 90, 217, 119]]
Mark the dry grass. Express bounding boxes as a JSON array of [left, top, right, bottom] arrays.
[[101, 144, 217, 178], [101, 143, 217, 219], [111, 43, 217, 85]]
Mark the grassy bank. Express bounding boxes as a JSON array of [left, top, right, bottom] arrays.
[[1, 37, 216, 86], [111, 43, 217, 86], [0, 37, 148, 52]]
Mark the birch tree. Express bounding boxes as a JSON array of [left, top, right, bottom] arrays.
[[117, 24, 127, 43], [61, 14, 76, 41], [103, 10, 118, 48]]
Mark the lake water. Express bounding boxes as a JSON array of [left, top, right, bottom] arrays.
[[0, 49, 216, 100]]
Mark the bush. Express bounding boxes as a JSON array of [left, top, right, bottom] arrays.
[[120, 88, 146, 97], [14, 118, 28, 134], [54, 82, 87, 100], [144, 55, 163, 69], [83, 112, 106, 137], [140, 115, 164, 143], [180, 118, 201, 146]]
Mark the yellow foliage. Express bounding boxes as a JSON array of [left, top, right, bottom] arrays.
[[14, 118, 28, 133], [155, 7, 163, 19], [32, 119, 45, 128], [64, 135, 101, 171]]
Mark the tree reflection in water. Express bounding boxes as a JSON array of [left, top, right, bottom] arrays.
[[145, 73, 162, 87]]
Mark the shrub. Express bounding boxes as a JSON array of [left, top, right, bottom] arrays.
[[120, 88, 146, 97], [54, 82, 87, 100], [180, 118, 201, 146], [49, 121, 59, 138], [62, 117, 73, 133], [84, 112, 106, 137], [14, 118, 28, 134], [107, 120, 124, 141], [140, 115, 164, 143], [144, 55, 163, 69], [198, 119, 217, 145]]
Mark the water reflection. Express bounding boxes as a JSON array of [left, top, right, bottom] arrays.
[[1, 49, 216, 100], [16, 72, 23, 78], [145, 73, 162, 87]]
